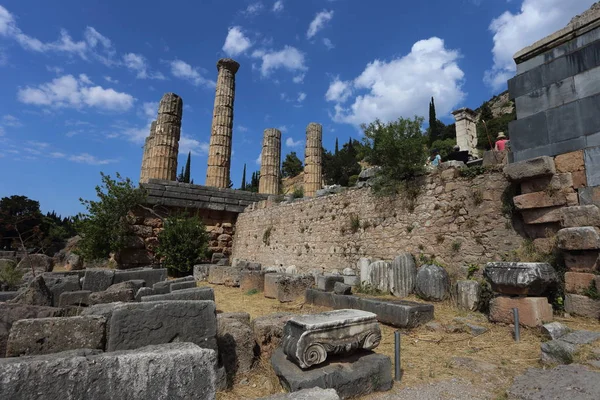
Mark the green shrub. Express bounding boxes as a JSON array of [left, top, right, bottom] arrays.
[[354, 282, 384, 296], [348, 174, 359, 187], [263, 226, 272, 246], [292, 187, 304, 199], [350, 215, 361, 233], [0, 261, 23, 290], [156, 214, 209, 275]]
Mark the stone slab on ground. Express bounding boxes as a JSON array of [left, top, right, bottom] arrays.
[[305, 289, 434, 328], [135, 287, 153, 301], [82, 269, 115, 292], [565, 294, 600, 319], [277, 275, 314, 302], [0, 291, 18, 302], [112, 268, 167, 287], [271, 348, 392, 399], [334, 282, 352, 295], [217, 313, 256, 381], [58, 290, 91, 307], [106, 300, 217, 352], [541, 322, 571, 340], [489, 296, 553, 327], [89, 288, 135, 305], [43, 274, 81, 306], [140, 287, 215, 302], [316, 275, 344, 292], [194, 264, 211, 281], [240, 270, 268, 292], [0, 343, 218, 400], [209, 265, 243, 287], [483, 262, 557, 296], [170, 281, 197, 291], [9, 275, 53, 306], [454, 280, 481, 311], [507, 364, 600, 400], [259, 388, 340, 399], [264, 274, 283, 299], [5, 316, 105, 357]]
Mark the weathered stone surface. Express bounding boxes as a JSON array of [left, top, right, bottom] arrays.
[[16, 254, 54, 274], [107, 280, 145, 294], [259, 388, 340, 400], [171, 281, 197, 291], [555, 150, 585, 173], [415, 264, 450, 301], [520, 173, 573, 194], [0, 343, 218, 400], [489, 296, 553, 327], [194, 264, 211, 281], [541, 338, 578, 364], [219, 312, 251, 324], [342, 268, 355, 276], [565, 294, 600, 319], [483, 262, 558, 295], [277, 275, 314, 303], [271, 348, 392, 399], [6, 316, 105, 357], [65, 253, 83, 271], [343, 275, 358, 286], [358, 257, 372, 285], [334, 282, 352, 295], [507, 364, 600, 400], [252, 312, 295, 357], [135, 287, 153, 301], [113, 268, 167, 287], [557, 227, 600, 250], [305, 289, 434, 328], [455, 280, 481, 311], [141, 287, 215, 302], [89, 288, 134, 305], [82, 269, 115, 292], [264, 273, 283, 299], [565, 272, 596, 294], [317, 275, 344, 292], [0, 303, 63, 358], [0, 291, 18, 302], [513, 191, 578, 210], [541, 322, 571, 340], [217, 313, 256, 379], [282, 310, 381, 369], [453, 317, 488, 336], [389, 253, 417, 298], [152, 280, 171, 295], [561, 205, 600, 227], [58, 290, 91, 307], [504, 156, 555, 182], [365, 261, 390, 293], [521, 206, 563, 224], [106, 300, 217, 352], [43, 274, 81, 306], [9, 275, 52, 306], [240, 270, 267, 292], [209, 265, 242, 287], [563, 250, 600, 272]]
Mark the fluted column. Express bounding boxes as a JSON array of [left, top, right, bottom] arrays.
[[259, 128, 282, 195], [140, 120, 156, 183], [145, 93, 183, 182], [304, 122, 323, 197], [206, 58, 240, 188]]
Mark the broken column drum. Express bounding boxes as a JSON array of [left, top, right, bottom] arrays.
[[141, 94, 183, 183], [451, 108, 478, 156], [282, 309, 382, 369], [206, 58, 240, 188], [304, 122, 323, 197], [259, 128, 282, 195]]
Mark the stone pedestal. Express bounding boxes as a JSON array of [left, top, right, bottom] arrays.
[[489, 296, 553, 327], [483, 262, 557, 295], [282, 309, 381, 369]]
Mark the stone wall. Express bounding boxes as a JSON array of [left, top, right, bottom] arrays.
[[232, 169, 524, 276]]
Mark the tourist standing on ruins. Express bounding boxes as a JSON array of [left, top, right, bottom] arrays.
[[431, 150, 441, 167], [494, 132, 508, 151]]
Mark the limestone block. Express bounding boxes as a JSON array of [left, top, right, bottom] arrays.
[[219, 312, 251, 324], [9, 275, 52, 306], [541, 322, 571, 340], [483, 262, 558, 295], [389, 253, 417, 297], [521, 206, 563, 224], [194, 264, 210, 281], [572, 170, 587, 189], [107, 279, 145, 294], [482, 150, 508, 166], [106, 300, 217, 352], [259, 388, 340, 400], [564, 294, 600, 319], [171, 281, 197, 291], [6, 316, 105, 357], [277, 275, 314, 303], [0, 343, 218, 400], [365, 261, 391, 293], [209, 265, 242, 287], [316, 275, 344, 292], [489, 296, 553, 327], [513, 191, 578, 210], [520, 173, 573, 194], [217, 314, 255, 378], [415, 264, 450, 301], [90, 289, 135, 305], [565, 272, 596, 294], [152, 281, 171, 295], [555, 150, 585, 173], [264, 274, 283, 299], [252, 312, 295, 358], [358, 257, 372, 284], [16, 254, 54, 274], [113, 268, 167, 287], [282, 310, 381, 369], [454, 280, 481, 311], [140, 287, 215, 302], [334, 282, 352, 295], [342, 268, 356, 276], [557, 227, 600, 250], [43, 274, 81, 306], [135, 287, 153, 301], [343, 275, 359, 286], [58, 290, 91, 307], [82, 269, 115, 292], [563, 250, 600, 272], [561, 205, 600, 227], [503, 156, 555, 182], [240, 270, 268, 292]]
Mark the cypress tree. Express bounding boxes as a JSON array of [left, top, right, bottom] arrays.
[[241, 164, 247, 190], [428, 97, 439, 146], [334, 138, 339, 155], [183, 152, 191, 183]]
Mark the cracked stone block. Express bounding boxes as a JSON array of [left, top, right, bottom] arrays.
[[483, 262, 558, 295], [557, 227, 600, 250], [504, 156, 555, 182]]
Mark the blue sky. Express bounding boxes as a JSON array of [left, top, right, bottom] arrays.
[[0, 0, 596, 216]]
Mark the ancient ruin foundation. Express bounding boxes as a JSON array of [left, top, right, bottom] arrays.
[[205, 58, 240, 188], [259, 128, 282, 195], [140, 94, 183, 183], [452, 108, 478, 156], [304, 123, 323, 197]]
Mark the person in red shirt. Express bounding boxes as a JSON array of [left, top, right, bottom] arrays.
[[495, 132, 508, 151]]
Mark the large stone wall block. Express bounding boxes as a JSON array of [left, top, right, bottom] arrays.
[[564, 293, 600, 319], [415, 264, 450, 301], [277, 275, 314, 303], [489, 296, 553, 327], [106, 300, 218, 352], [240, 270, 268, 292], [58, 290, 91, 307], [6, 316, 106, 357], [0, 343, 218, 400], [113, 268, 167, 287], [43, 274, 81, 307], [366, 261, 391, 293], [520, 173, 573, 194], [483, 262, 558, 295], [264, 273, 283, 299], [316, 275, 344, 292], [83, 269, 115, 292], [513, 191, 578, 210], [561, 205, 600, 227], [565, 271, 597, 294], [504, 156, 555, 182], [217, 314, 256, 379], [563, 250, 600, 272], [389, 253, 417, 298], [140, 287, 215, 302], [454, 280, 481, 311], [557, 226, 600, 250]]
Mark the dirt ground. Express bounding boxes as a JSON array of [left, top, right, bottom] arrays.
[[207, 283, 600, 400]]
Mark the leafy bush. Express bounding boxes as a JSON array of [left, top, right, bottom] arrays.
[[350, 215, 361, 233], [155, 214, 209, 275], [354, 282, 384, 296], [292, 187, 304, 199], [0, 261, 23, 290], [77, 173, 146, 261], [431, 138, 457, 160]]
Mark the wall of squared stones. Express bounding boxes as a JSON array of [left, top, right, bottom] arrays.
[[232, 169, 524, 277]]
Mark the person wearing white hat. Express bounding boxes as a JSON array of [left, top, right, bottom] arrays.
[[495, 132, 508, 151]]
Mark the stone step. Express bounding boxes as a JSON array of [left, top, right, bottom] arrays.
[[504, 156, 555, 182], [557, 227, 600, 250], [561, 205, 600, 228]]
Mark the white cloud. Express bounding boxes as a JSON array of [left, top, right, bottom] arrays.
[[237, 125, 249, 132], [323, 38, 335, 50], [484, 0, 596, 90], [256, 151, 262, 165], [252, 46, 307, 77], [278, 125, 288, 133], [69, 153, 117, 165], [0, 126, 4, 136], [18, 74, 135, 111], [78, 74, 93, 85], [223, 26, 253, 56], [307, 10, 334, 39], [325, 77, 352, 102], [293, 73, 305, 84], [142, 102, 158, 119], [122, 53, 164, 80], [297, 92, 307, 102], [170, 60, 216, 88], [50, 152, 66, 158], [285, 137, 302, 147], [244, 2, 264, 16], [328, 37, 465, 127], [46, 66, 64, 75], [179, 135, 209, 156], [104, 76, 118, 84], [273, 1, 284, 12], [2, 115, 22, 127]]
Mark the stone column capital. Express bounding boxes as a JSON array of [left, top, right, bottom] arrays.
[[217, 58, 240, 74]]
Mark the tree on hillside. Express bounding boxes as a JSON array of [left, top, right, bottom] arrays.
[[476, 100, 515, 150], [334, 138, 339, 155], [243, 171, 260, 192], [240, 164, 247, 190], [281, 152, 303, 178], [178, 152, 192, 183], [323, 138, 364, 187], [428, 97, 441, 146]]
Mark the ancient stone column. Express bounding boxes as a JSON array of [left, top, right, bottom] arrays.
[[144, 93, 183, 182], [139, 120, 156, 183], [259, 128, 282, 195], [205, 58, 240, 188], [304, 122, 323, 197], [452, 108, 478, 156]]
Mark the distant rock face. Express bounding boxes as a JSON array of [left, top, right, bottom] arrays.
[[483, 262, 558, 296], [415, 264, 450, 301]]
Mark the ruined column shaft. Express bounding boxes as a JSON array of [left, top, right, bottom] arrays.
[[304, 123, 323, 197], [140, 121, 157, 183], [452, 108, 478, 155], [143, 93, 183, 182], [206, 59, 240, 188], [259, 128, 282, 195]]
